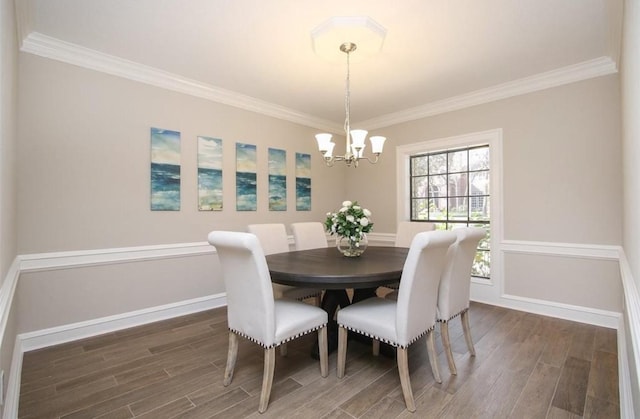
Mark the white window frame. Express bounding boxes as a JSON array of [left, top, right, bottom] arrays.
[[396, 129, 503, 302]]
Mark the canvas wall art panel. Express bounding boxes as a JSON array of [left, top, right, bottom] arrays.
[[268, 148, 287, 211], [236, 143, 257, 211], [150, 127, 181, 211], [198, 136, 223, 211], [296, 152, 311, 211]]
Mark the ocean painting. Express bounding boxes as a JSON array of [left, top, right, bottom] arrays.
[[236, 143, 257, 211], [268, 148, 287, 211], [198, 136, 223, 211], [151, 127, 181, 211], [296, 152, 311, 211]]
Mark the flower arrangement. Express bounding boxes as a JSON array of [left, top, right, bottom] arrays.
[[324, 201, 373, 253]]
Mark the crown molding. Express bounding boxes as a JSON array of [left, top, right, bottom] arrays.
[[14, 0, 34, 48], [21, 32, 616, 132], [20, 32, 343, 133], [359, 56, 618, 130]]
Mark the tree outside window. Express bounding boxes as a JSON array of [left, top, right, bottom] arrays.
[[410, 145, 490, 278]]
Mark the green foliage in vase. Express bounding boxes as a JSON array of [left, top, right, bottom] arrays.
[[324, 200, 373, 243]]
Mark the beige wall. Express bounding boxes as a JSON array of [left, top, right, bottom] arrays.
[[1, 0, 18, 279], [17, 53, 347, 254], [621, 0, 640, 413], [622, 0, 640, 289], [1, 0, 20, 407], [16, 254, 220, 333], [347, 75, 622, 244], [15, 53, 350, 334], [345, 75, 623, 312]]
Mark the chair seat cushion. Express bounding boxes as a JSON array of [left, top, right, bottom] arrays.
[[337, 298, 397, 345], [274, 299, 327, 345]]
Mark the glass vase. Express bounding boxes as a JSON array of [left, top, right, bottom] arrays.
[[337, 234, 368, 257]]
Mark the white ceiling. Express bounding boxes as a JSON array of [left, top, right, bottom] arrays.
[[19, 0, 622, 131]]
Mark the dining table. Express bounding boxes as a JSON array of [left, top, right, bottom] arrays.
[[266, 245, 410, 357]]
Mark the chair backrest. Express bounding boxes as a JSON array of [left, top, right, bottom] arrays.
[[291, 222, 328, 250], [395, 230, 457, 346], [247, 223, 290, 255], [437, 227, 486, 320], [208, 231, 276, 346], [394, 221, 436, 248]]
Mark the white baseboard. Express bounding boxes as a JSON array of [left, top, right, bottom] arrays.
[[618, 316, 635, 419], [618, 250, 640, 418], [478, 293, 621, 329], [18, 293, 227, 352], [3, 338, 23, 419]]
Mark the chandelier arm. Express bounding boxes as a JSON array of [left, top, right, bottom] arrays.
[[358, 155, 381, 164]]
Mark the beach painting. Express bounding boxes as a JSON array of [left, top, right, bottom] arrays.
[[150, 127, 181, 211], [198, 136, 223, 211], [268, 148, 287, 211], [236, 143, 257, 211], [296, 152, 311, 211]]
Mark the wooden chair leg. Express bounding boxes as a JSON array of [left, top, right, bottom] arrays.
[[259, 347, 276, 413], [372, 339, 380, 356], [337, 326, 348, 378], [397, 347, 416, 412], [314, 293, 322, 306], [426, 330, 442, 383], [440, 321, 457, 375], [223, 331, 238, 386], [318, 326, 328, 377], [461, 310, 476, 356]]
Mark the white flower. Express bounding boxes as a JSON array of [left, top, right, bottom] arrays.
[[353, 205, 361, 210], [339, 206, 348, 213], [346, 215, 355, 222], [363, 208, 371, 217], [326, 212, 332, 216], [360, 217, 369, 226], [342, 200, 352, 207]]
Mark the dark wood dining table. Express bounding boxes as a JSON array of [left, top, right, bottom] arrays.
[[266, 246, 409, 357]]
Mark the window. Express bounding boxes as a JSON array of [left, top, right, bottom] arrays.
[[397, 129, 501, 287], [409, 145, 490, 278]]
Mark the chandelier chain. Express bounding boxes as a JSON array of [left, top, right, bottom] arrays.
[[344, 48, 351, 157], [313, 40, 386, 167]]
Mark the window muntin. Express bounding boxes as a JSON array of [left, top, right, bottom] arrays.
[[410, 145, 490, 279]]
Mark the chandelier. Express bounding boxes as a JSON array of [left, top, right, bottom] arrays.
[[314, 42, 386, 167]]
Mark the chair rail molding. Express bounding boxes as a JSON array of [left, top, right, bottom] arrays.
[[501, 239, 621, 260]]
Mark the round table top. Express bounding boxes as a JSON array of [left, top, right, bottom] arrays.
[[265, 246, 409, 289]]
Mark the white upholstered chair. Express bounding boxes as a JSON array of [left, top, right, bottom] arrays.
[[247, 223, 321, 303], [208, 231, 328, 413], [384, 221, 436, 290], [394, 221, 436, 247], [437, 227, 486, 375], [336, 230, 457, 412], [291, 222, 328, 250]]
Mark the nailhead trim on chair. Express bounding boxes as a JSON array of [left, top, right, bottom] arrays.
[[229, 323, 327, 349], [296, 291, 322, 300], [337, 324, 435, 349], [437, 307, 468, 323]]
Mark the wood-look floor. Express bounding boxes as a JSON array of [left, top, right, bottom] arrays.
[[18, 302, 619, 418]]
